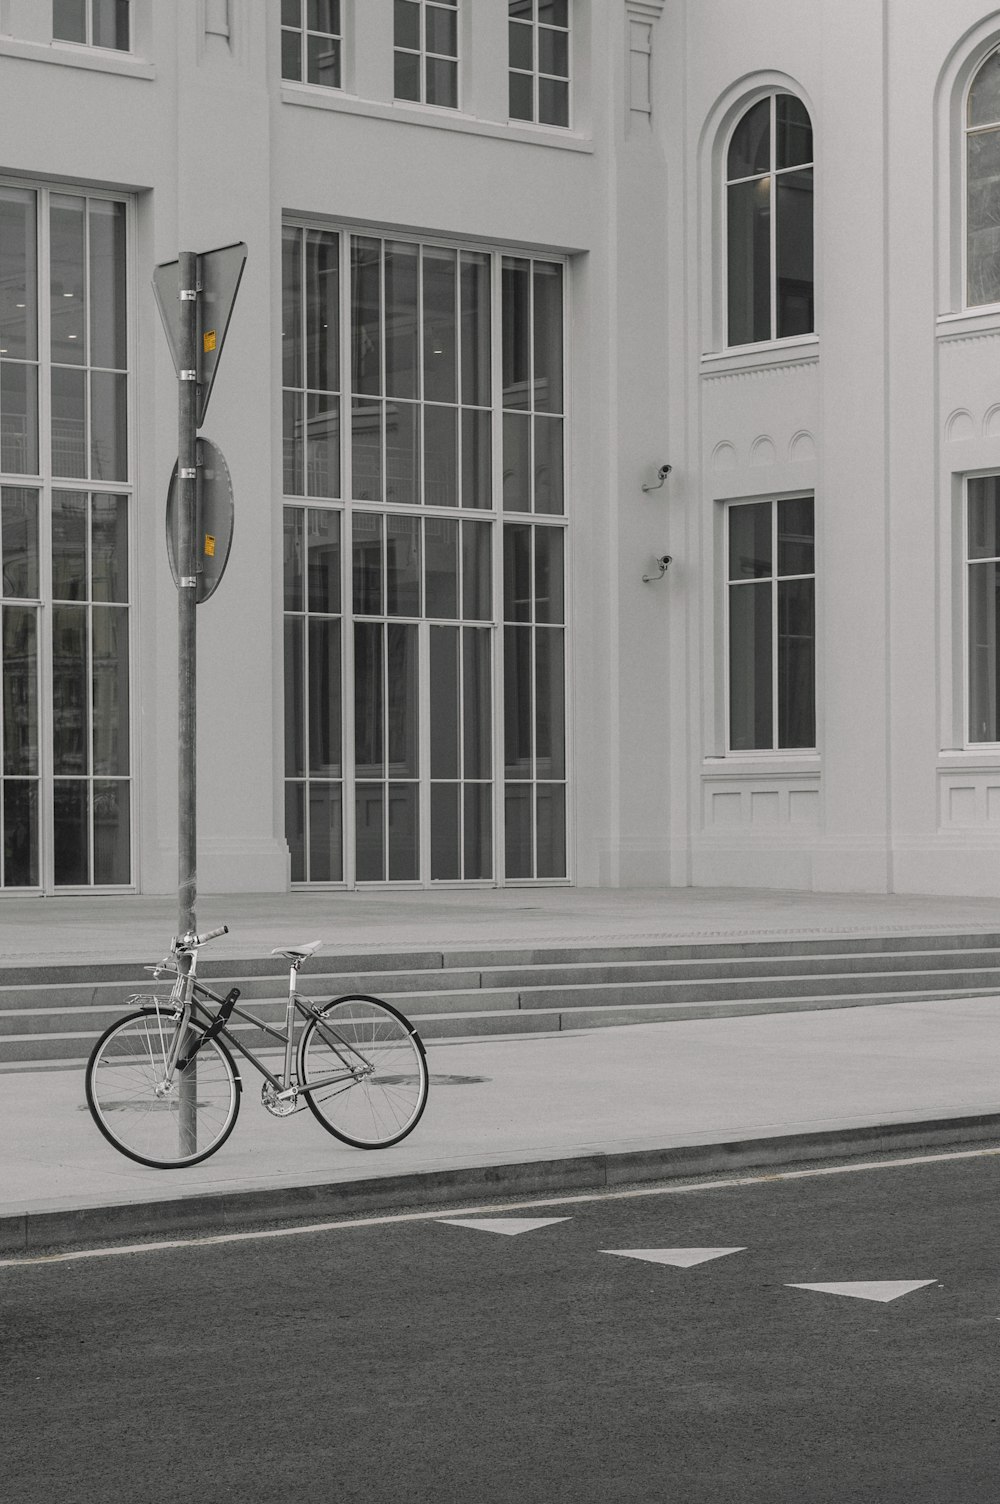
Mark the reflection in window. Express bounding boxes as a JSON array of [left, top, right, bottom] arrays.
[[726, 94, 813, 346], [53, 0, 130, 50], [508, 0, 570, 129], [281, 0, 342, 90], [395, 0, 459, 109], [967, 49, 1000, 307]]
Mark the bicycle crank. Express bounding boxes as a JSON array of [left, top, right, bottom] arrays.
[[261, 1082, 301, 1117]]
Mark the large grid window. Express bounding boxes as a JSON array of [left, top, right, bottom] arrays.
[[508, 0, 570, 129], [53, 0, 130, 50], [394, 0, 459, 110], [281, 0, 343, 90], [726, 94, 813, 347], [967, 475, 1000, 741], [727, 497, 815, 752], [0, 184, 131, 891], [282, 226, 567, 885], [967, 50, 1000, 307]]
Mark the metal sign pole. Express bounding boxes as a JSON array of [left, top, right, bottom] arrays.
[[177, 251, 199, 1158]]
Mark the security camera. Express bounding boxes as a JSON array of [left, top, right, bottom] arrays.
[[657, 554, 673, 570], [656, 464, 672, 480]]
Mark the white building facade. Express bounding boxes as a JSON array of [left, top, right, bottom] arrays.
[[4, 0, 1000, 899]]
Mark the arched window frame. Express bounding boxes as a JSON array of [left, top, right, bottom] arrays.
[[722, 90, 814, 350], [964, 44, 1000, 311]]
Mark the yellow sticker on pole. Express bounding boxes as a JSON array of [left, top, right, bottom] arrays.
[[203, 329, 217, 353], [204, 534, 216, 557]]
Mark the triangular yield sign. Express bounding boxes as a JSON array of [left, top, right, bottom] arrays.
[[152, 242, 247, 426], [601, 1248, 746, 1268], [787, 1280, 936, 1304], [437, 1217, 570, 1236]]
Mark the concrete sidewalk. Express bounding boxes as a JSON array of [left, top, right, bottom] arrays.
[[5, 885, 1000, 1254], [4, 991, 1000, 1254]]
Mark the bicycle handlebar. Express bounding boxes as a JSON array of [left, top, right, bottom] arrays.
[[172, 923, 229, 953]]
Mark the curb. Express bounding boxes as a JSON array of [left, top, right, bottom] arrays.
[[4, 1111, 1000, 1256]]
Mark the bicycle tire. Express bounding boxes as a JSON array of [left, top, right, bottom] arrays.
[[298, 994, 428, 1149], [86, 1008, 241, 1169]]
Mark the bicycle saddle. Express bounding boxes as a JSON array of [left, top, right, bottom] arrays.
[[271, 939, 323, 960]]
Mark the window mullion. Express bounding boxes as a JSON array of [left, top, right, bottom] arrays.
[[770, 94, 778, 343]]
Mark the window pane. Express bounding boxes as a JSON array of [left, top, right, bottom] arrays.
[[502, 258, 531, 407], [536, 782, 565, 878], [968, 129, 1000, 306], [538, 77, 568, 127], [426, 58, 458, 109], [2, 488, 39, 598], [52, 605, 88, 773], [385, 241, 419, 400], [309, 0, 341, 31], [777, 578, 815, 748], [92, 0, 130, 50], [281, 27, 302, 82], [969, 476, 1000, 558], [284, 616, 305, 776], [423, 249, 457, 404], [394, 0, 420, 50], [51, 492, 87, 600], [426, 5, 457, 55], [91, 493, 127, 602], [970, 51, 1000, 127], [355, 783, 384, 880], [503, 412, 531, 511], [728, 98, 770, 180], [387, 513, 421, 615], [538, 27, 568, 77], [465, 785, 493, 878], [283, 0, 300, 25], [504, 523, 532, 622], [509, 0, 534, 16], [305, 230, 339, 392], [286, 781, 305, 882], [775, 95, 812, 169], [51, 366, 87, 478], [777, 497, 814, 576], [309, 783, 343, 882], [464, 627, 492, 778], [431, 784, 460, 879], [729, 581, 772, 750], [425, 517, 459, 617], [284, 390, 304, 495], [462, 518, 492, 620], [90, 369, 127, 480], [387, 623, 418, 775], [88, 199, 127, 370], [538, 0, 568, 24], [509, 71, 533, 122], [50, 196, 86, 364], [352, 398, 383, 501], [92, 606, 129, 774], [354, 623, 384, 774], [2, 604, 38, 774], [351, 238, 382, 394], [386, 400, 419, 506], [308, 617, 342, 774], [0, 188, 37, 362], [535, 627, 565, 778], [729, 502, 771, 579], [353, 511, 383, 614], [504, 783, 532, 876], [284, 507, 304, 612], [969, 559, 1000, 740], [776, 169, 814, 338], [53, 779, 88, 884], [424, 404, 457, 507], [306, 393, 339, 498], [504, 624, 532, 775], [307, 33, 340, 88], [461, 409, 491, 509], [388, 782, 419, 880], [727, 178, 771, 345], [533, 262, 563, 412], [394, 50, 421, 101], [534, 525, 564, 623], [282, 226, 302, 388], [430, 625, 459, 777], [53, 0, 86, 43], [509, 20, 532, 71], [534, 415, 563, 514], [1, 363, 39, 476], [4, 779, 38, 887], [307, 506, 340, 612], [461, 251, 491, 406]]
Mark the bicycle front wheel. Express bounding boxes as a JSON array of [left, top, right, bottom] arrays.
[[299, 995, 428, 1149], [85, 1009, 241, 1169]]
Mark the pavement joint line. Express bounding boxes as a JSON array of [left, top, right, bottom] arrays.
[[3, 1118, 1000, 1262], [4, 1141, 1000, 1270]]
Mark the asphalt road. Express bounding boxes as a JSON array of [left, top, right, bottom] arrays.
[[4, 1150, 1000, 1503]]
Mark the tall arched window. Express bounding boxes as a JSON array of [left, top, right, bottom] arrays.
[[726, 93, 813, 347], [967, 49, 1000, 307]]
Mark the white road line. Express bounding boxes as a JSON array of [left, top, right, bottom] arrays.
[[2, 1142, 999, 1269]]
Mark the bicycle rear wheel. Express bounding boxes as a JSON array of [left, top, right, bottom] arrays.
[[86, 1009, 241, 1169], [299, 994, 428, 1149]]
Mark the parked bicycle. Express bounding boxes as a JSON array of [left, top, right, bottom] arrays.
[[85, 924, 429, 1169]]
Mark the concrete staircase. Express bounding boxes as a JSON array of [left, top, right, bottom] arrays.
[[5, 930, 1000, 1069]]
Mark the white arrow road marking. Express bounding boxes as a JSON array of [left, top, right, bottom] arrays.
[[786, 1281, 937, 1304], [437, 1217, 571, 1236], [600, 1248, 747, 1268]]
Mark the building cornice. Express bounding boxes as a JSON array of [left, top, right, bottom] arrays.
[[625, 1, 666, 20]]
